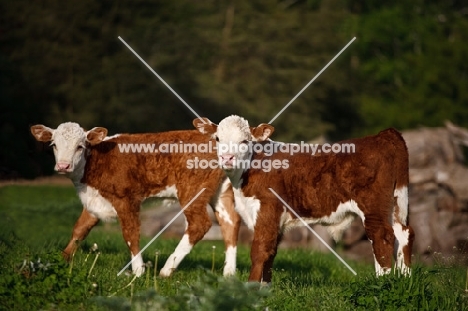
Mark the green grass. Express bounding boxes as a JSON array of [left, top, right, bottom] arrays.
[[0, 185, 467, 310], [0, 185, 82, 250]]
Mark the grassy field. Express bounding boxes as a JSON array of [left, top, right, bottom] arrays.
[[0, 184, 467, 310]]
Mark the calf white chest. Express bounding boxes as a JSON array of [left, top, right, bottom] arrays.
[[76, 184, 117, 221], [232, 187, 260, 231]]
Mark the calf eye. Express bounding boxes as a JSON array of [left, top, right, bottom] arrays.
[[49, 143, 56, 149], [77, 145, 85, 151], [215, 136, 219, 142]]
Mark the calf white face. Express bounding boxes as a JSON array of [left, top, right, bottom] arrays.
[[216, 116, 253, 171], [31, 122, 107, 178], [193, 115, 274, 178]]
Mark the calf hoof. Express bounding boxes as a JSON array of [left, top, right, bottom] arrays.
[[159, 267, 175, 278], [133, 266, 145, 277], [62, 251, 71, 262], [223, 264, 236, 277]]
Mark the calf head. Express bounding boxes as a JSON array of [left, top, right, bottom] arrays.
[[31, 122, 107, 178], [193, 115, 274, 181]]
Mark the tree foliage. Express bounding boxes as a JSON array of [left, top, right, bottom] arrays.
[[349, 0, 468, 134], [1, 0, 467, 177]]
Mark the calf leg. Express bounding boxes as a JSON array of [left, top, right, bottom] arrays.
[[393, 189, 415, 276], [393, 222, 414, 275], [63, 207, 99, 260], [249, 227, 280, 283], [260, 233, 282, 284], [213, 184, 241, 276], [365, 220, 395, 276], [159, 201, 212, 277], [116, 201, 144, 277]]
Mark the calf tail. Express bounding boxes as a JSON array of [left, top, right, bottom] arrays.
[[390, 129, 410, 225], [380, 128, 410, 225]]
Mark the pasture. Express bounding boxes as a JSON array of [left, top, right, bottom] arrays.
[[0, 184, 466, 310]]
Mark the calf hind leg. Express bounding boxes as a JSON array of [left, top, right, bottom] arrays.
[[393, 222, 414, 275], [393, 188, 415, 275], [159, 203, 212, 277], [213, 185, 241, 277]]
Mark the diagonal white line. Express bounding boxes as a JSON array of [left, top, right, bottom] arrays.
[[118, 36, 207, 124], [117, 187, 206, 276], [268, 187, 357, 275], [268, 37, 356, 124]]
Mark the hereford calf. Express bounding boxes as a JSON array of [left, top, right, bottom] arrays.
[[31, 122, 240, 277], [194, 115, 414, 283]]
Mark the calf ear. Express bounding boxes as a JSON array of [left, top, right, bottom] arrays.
[[251, 123, 274, 142], [30, 125, 54, 142], [86, 127, 108, 146], [193, 117, 217, 135]]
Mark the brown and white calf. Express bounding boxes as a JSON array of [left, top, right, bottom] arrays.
[[194, 115, 414, 283], [31, 122, 240, 277]]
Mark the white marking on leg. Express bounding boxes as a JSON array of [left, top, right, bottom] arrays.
[[117, 188, 206, 277], [216, 201, 234, 226], [373, 254, 391, 276], [131, 253, 145, 277], [159, 234, 193, 277], [223, 246, 237, 276], [392, 222, 411, 275], [215, 179, 234, 225], [370, 240, 391, 276]]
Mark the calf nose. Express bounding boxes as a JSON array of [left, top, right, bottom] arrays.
[[221, 154, 235, 162], [55, 162, 70, 171]]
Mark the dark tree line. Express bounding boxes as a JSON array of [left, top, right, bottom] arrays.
[[1, 0, 467, 178]]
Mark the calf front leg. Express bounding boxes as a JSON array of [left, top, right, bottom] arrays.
[[249, 228, 280, 283], [63, 207, 99, 260], [261, 233, 282, 283], [365, 220, 395, 276], [117, 203, 144, 277]]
